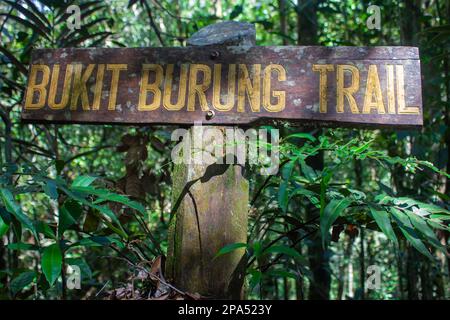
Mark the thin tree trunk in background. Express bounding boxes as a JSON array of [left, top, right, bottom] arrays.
[[354, 159, 365, 299], [295, 278, 304, 300], [0, 109, 17, 296], [283, 277, 290, 300], [400, 0, 421, 46], [337, 235, 353, 300], [296, 0, 319, 45], [419, 256, 433, 299], [441, 0, 450, 286], [399, 0, 440, 301], [174, 0, 184, 45], [296, 0, 329, 300], [0, 237, 4, 279], [278, 0, 288, 45], [336, 249, 345, 299], [274, 278, 280, 300], [0, 109, 11, 285], [435, 231, 447, 298], [359, 228, 366, 299], [295, 243, 304, 299], [347, 245, 354, 299], [366, 232, 375, 299], [305, 155, 330, 299], [406, 246, 420, 300], [396, 240, 405, 299]]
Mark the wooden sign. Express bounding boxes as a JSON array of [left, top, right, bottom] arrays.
[[21, 46, 422, 127]]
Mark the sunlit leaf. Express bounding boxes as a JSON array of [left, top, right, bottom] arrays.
[[214, 242, 247, 259], [0, 214, 9, 238], [71, 175, 97, 188]]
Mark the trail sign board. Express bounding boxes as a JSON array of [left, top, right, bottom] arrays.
[[21, 46, 422, 127]]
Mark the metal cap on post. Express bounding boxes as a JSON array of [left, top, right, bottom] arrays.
[[166, 21, 255, 299]]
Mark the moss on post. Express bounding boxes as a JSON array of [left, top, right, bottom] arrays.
[[165, 21, 255, 299]]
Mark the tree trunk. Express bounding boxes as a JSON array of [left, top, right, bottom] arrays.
[[278, 0, 288, 45], [354, 159, 365, 299], [406, 245, 420, 300]]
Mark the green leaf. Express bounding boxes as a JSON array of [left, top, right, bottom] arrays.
[[43, 180, 58, 199], [405, 211, 444, 251], [252, 242, 263, 258], [351, 140, 373, 155], [0, 214, 9, 238], [214, 242, 247, 259], [427, 219, 449, 231], [41, 243, 62, 286], [74, 186, 146, 215], [36, 221, 56, 240], [319, 169, 332, 216], [59, 199, 83, 236], [248, 269, 262, 290], [59, 186, 127, 238], [369, 205, 398, 245], [284, 132, 316, 142], [71, 185, 146, 216], [0, 188, 35, 236], [289, 187, 320, 207], [390, 208, 434, 260], [263, 245, 307, 264], [71, 175, 97, 188], [279, 160, 296, 212], [418, 204, 450, 215], [73, 236, 125, 249], [278, 180, 289, 212], [430, 214, 450, 220], [58, 203, 78, 237], [63, 200, 83, 221], [320, 198, 352, 247], [55, 159, 65, 174], [10, 271, 37, 296], [7, 242, 39, 251], [299, 159, 317, 181]]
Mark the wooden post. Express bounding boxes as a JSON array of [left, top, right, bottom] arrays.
[[165, 21, 255, 299]]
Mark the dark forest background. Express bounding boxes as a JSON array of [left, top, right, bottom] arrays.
[[0, 0, 449, 300]]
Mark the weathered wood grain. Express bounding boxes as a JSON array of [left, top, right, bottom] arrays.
[[21, 45, 422, 127]]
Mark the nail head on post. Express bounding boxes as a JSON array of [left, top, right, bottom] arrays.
[[206, 110, 215, 120]]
